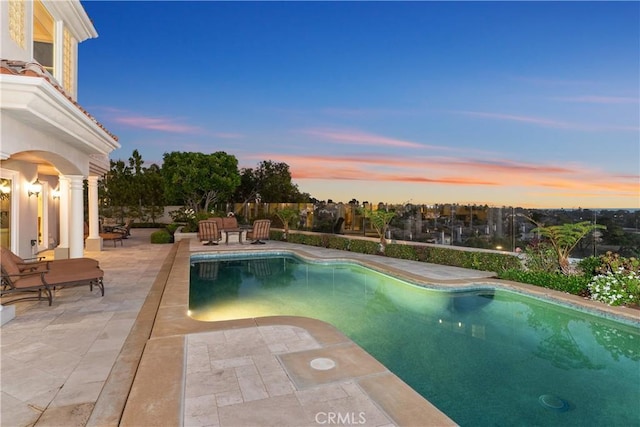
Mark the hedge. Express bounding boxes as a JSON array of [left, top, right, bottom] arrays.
[[150, 230, 172, 244], [268, 231, 522, 273], [385, 243, 522, 273], [348, 239, 380, 255], [498, 269, 591, 295]]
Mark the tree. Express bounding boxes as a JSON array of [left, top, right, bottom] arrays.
[[234, 160, 307, 203], [162, 151, 240, 213], [364, 209, 397, 252], [532, 221, 606, 274], [101, 158, 134, 222], [273, 207, 299, 239], [140, 163, 165, 223], [100, 150, 166, 224]]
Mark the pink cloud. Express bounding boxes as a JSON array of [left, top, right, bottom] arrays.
[[264, 152, 637, 197], [453, 110, 638, 132], [113, 116, 204, 134], [300, 129, 425, 148], [454, 110, 577, 129]]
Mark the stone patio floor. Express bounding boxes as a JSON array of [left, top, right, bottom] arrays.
[[2, 229, 637, 427]]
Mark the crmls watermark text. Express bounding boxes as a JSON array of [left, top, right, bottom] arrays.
[[315, 411, 367, 425]]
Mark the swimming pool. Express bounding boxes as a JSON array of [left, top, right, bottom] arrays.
[[189, 253, 640, 426]]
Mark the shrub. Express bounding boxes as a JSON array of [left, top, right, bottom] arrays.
[[286, 233, 306, 244], [587, 270, 640, 306], [498, 269, 591, 295], [349, 239, 379, 255], [286, 233, 324, 247], [270, 230, 284, 241], [412, 246, 521, 272], [132, 222, 169, 229], [523, 240, 559, 273], [166, 223, 180, 234], [327, 236, 350, 250], [577, 256, 601, 277], [304, 234, 325, 247], [385, 244, 418, 260], [150, 230, 173, 244], [596, 252, 639, 275]]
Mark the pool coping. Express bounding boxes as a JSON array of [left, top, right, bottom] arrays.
[[89, 239, 640, 427]]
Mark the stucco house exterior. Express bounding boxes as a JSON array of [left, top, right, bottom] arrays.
[[0, 0, 119, 264]]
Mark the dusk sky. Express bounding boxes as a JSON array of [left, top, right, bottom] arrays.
[[79, 1, 639, 209]]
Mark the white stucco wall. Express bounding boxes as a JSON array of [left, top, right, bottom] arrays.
[[1, 115, 89, 175], [0, 0, 34, 62]]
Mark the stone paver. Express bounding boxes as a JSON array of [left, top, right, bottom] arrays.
[[185, 327, 394, 427], [1, 229, 171, 427]]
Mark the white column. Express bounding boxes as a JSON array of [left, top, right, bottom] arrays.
[[85, 175, 102, 251], [68, 175, 85, 258], [54, 176, 70, 259]]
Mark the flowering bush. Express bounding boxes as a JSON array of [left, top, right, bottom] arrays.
[[168, 207, 210, 232], [169, 207, 195, 223], [587, 269, 639, 306]]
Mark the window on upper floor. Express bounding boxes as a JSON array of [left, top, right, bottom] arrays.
[[33, 0, 54, 75]]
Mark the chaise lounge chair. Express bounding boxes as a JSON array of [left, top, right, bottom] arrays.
[[246, 219, 271, 244], [1, 251, 105, 305], [1, 247, 100, 273], [111, 219, 133, 238]]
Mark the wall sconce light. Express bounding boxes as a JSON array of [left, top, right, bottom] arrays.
[[0, 180, 10, 194], [28, 179, 43, 197], [52, 188, 61, 199]]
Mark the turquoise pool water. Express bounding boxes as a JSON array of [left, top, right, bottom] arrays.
[[189, 254, 640, 426]]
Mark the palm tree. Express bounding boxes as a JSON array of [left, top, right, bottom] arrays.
[[532, 221, 606, 274], [274, 207, 299, 239], [364, 209, 396, 253]]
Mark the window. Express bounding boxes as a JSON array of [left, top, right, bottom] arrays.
[[33, 0, 54, 75], [0, 179, 12, 250]]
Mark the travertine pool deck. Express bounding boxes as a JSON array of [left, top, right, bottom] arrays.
[[2, 229, 638, 426]]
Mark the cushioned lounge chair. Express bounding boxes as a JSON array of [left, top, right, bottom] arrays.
[[1, 247, 100, 273], [84, 222, 124, 247], [198, 220, 221, 246], [1, 252, 104, 305], [112, 219, 133, 238], [246, 219, 271, 244]]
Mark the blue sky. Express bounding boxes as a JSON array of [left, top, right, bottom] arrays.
[[79, 1, 639, 209]]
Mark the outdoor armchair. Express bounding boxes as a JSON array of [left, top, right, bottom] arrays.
[[246, 219, 271, 244], [198, 220, 221, 246]]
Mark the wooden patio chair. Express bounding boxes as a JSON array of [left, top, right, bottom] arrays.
[[198, 220, 221, 246], [246, 219, 271, 244]]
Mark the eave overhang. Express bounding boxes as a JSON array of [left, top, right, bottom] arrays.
[[0, 73, 120, 164], [43, 0, 98, 41]]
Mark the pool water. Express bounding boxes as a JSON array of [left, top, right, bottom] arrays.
[[189, 254, 640, 426]]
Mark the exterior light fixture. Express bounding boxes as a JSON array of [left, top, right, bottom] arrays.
[[0, 180, 10, 194], [52, 188, 60, 199], [28, 179, 43, 197]]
